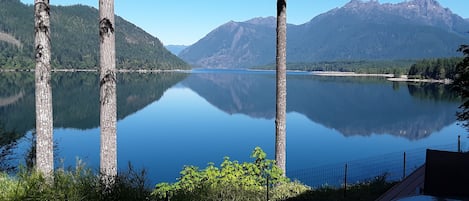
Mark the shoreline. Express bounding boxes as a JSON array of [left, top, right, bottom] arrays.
[[0, 68, 191, 73], [387, 77, 452, 84], [0, 68, 454, 84], [311, 71, 452, 84]]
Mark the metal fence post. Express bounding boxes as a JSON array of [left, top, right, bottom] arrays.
[[266, 175, 270, 201], [344, 163, 348, 197], [403, 152, 406, 180]]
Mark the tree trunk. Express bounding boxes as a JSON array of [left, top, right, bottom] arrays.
[[99, 0, 117, 182], [275, 0, 287, 175], [34, 0, 53, 179]]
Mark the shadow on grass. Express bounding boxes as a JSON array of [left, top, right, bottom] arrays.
[[285, 175, 396, 201]]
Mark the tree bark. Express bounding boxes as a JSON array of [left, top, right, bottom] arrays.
[[275, 0, 287, 175], [34, 0, 53, 179], [99, 0, 117, 182]]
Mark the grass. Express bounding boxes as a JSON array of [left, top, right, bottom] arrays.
[[0, 162, 152, 201]]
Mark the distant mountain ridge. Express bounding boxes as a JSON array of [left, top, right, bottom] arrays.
[[179, 16, 280, 68], [180, 0, 469, 68], [0, 0, 188, 70], [165, 45, 187, 55]]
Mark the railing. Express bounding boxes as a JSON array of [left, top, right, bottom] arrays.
[[287, 142, 464, 188]]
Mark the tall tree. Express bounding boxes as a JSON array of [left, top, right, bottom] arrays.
[[34, 0, 54, 179], [275, 0, 287, 175], [454, 44, 469, 129], [99, 0, 117, 182]]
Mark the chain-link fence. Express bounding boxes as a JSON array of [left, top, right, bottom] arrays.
[[287, 142, 463, 188]]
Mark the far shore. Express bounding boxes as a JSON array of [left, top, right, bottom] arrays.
[[311, 71, 394, 77], [387, 77, 453, 84], [311, 71, 452, 84]]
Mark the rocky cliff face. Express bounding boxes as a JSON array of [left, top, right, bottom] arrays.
[[383, 0, 466, 33]]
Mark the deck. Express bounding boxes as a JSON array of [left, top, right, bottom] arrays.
[[375, 165, 425, 201]]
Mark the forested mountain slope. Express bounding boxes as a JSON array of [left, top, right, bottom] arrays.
[[0, 0, 189, 70]]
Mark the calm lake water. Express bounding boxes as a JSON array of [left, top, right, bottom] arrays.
[[0, 69, 466, 186]]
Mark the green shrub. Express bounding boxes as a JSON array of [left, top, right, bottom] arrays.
[[270, 181, 311, 201], [152, 147, 308, 201]]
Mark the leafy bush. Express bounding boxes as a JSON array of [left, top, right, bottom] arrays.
[[270, 181, 311, 201], [152, 147, 309, 201]]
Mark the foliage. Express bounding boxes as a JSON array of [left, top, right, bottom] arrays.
[[270, 181, 311, 201], [408, 57, 463, 80], [151, 147, 308, 201], [285, 175, 396, 201], [453, 44, 469, 130], [0, 0, 189, 70], [0, 161, 152, 201]]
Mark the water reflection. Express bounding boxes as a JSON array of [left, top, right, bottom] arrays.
[[0, 72, 187, 137], [183, 72, 461, 140]]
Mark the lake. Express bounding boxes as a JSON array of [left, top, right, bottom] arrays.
[[0, 69, 466, 187]]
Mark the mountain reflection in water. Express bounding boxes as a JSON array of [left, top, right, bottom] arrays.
[[183, 71, 460, 140]]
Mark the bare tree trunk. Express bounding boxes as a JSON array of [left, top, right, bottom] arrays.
[[34, 0, 53, 179], [275, 0, 287, 175], [99, 0, 117, 183]]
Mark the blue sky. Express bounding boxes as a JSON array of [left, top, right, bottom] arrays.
[[20, 0, 469, 46]]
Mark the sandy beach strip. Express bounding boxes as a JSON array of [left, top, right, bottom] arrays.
[[311, 71, 452, 84]]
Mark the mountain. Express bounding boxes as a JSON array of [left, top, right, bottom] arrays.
[[180, 0, 469, 68], [0, 0, 189, 70], [165, 45, 188, 55], [179, 17, 278, 68]]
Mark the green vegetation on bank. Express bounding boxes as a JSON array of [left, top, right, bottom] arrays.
[[0, 147, 394, 201], [0, 0, 189, 70], [408, 57, 463, 80]]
